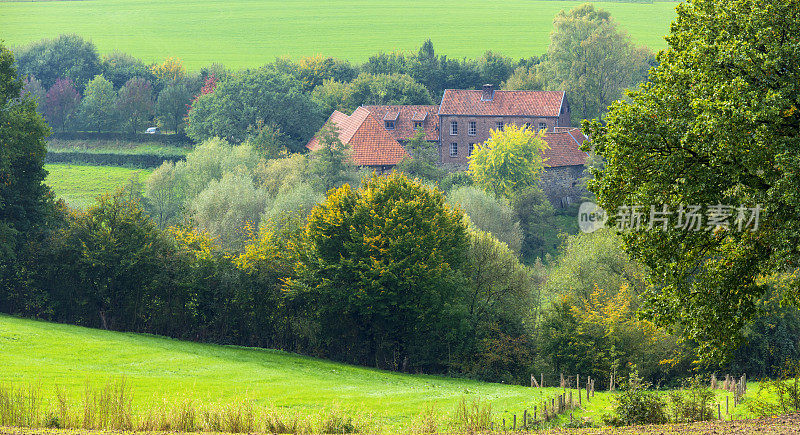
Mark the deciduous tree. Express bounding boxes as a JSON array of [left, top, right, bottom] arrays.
[[44, 78, 80, 131], [539, 4, 652, 123], [291, 173, 469, 371], [468, 124, 548, 199], [116, 77, 154, 133], [79, 74, 117, 131], [584, 0, 800, 361]]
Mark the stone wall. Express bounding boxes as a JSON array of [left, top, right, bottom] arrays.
[[539, 164, 586, 208]]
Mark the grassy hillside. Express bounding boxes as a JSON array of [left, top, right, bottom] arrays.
[[45, 164, 152, 208], [0, 0, 679, 69], [0, 315, 758, 432], [0, 315, 609, 430]]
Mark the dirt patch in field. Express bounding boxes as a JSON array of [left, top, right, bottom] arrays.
[[543, 413, 800, 434]]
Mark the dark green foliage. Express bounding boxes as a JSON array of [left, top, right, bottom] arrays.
[[438, 171, 473, 193], [311, 72, 433, 116], [246, 120, 289, 159], [155, 80, 193, 133], [14, 34, 101, 91], [0, 43, 56, 314], [584, 0, 800, 362], [292, 173, 469, 371], [511, 187, 560, 262], [100, 51, 155, 90], [186, 66, 322, 151]]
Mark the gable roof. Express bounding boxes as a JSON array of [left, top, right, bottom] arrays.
[[542, 128, 588, 167], [306, 108, 409, 167], [438, 89, 565, 117], [361, 105, 440, 142]]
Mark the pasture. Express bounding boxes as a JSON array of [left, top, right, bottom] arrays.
[[0, 0, 679, 69], [44, 164, 152, 208], [0, 315, 757, 432]]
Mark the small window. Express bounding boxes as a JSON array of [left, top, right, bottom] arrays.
[[450, 142, 458, 157], [413, 121, 423, 129], [450, 120, 458, 135], [538, 122, 547, 131], [468, 121, 477, 136], [385, 120, 395, 130], [496, 121, 504, 131], [469, 143, 475, 156], [524, 122, 532, 130]]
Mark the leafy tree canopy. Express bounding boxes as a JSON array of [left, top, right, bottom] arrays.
[[468, 124, 548, 200], [291, 173, 469, 370], [187, 66, 322, 151], [584, 0, 800, 362], [14, 34, 101, 91]]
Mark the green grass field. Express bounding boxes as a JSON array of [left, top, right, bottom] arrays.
[[45, 164, 152, 208], [0, 315, 757, 432], [0, 0, 679, 69], [47, 139, 190, 157]]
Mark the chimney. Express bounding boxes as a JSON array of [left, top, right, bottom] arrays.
[[481, 84, 494, 101]]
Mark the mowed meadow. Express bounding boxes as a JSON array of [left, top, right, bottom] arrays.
[[0, 0, 678, 69], [0, 315, 614, 431]]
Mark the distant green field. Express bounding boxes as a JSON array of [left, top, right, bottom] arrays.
[[0, 0, 679, 69], [45, 164, 152, 208]]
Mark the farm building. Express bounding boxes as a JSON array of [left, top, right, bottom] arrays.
[[306, 85, 588, 206]]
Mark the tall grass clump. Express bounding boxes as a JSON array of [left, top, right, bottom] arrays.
[[0, 378, 375, 433], [0, 383, 43, 427], [449, 397, 493, 433]]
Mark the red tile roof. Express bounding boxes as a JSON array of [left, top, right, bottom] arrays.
[[439, 89, 565, 117], [306, 108, 409, 167], [361, 105, 440, 142], [542, 128, 588, 167]]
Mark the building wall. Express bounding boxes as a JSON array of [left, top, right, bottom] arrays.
[[438, 115, 563, 165], [539, 165, 586, 208]]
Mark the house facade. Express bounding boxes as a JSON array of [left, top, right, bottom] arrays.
[[306, 85, 588, 206], [437, 85, 571, 165]]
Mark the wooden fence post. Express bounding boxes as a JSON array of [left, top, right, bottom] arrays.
[[718, 403, 721, 420]]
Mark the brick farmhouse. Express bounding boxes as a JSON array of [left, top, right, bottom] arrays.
[[306, 84, 588, 207]]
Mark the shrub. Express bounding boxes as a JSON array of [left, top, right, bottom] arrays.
[[260, 183, 322, 233], [604, 370, 668, 426], [667, 375, 715, 423], [190, 172, 268, 252]]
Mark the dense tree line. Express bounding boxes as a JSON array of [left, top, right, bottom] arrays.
[[13, 5, 653, 146]]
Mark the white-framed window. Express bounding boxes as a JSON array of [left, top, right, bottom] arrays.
[[413, 121, 423, 129], [539, 122, 547, 131], [468, 143, 475, 156], [468, 121, 477, 136], [450, 142, 458, 157], [385, 120, 395, 130], [496, 121, 504, 131], [450, 120, 458, 135], [524, 122, 532, 130]]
